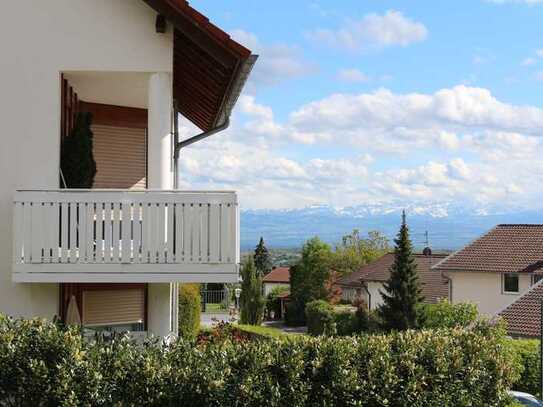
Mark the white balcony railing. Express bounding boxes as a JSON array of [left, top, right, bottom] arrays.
[[12, 190, 239, 283]]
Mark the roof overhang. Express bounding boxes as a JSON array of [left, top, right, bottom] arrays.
[[142, 0, 257, 130]]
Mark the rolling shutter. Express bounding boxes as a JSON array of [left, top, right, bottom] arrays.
[[82, 288, 145, 326], [92, 124, 147, 190]]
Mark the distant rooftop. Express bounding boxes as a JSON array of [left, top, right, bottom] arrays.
[[263, 267, 290, 283], [337, 253, 449, 304], [433, 224, 543, 274]]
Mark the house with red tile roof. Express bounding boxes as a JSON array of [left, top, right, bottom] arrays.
[[0, 1, 256, 337], [497, 279, 543, 338], [337, 253, 449, 310], [433, 224, 543, 316], [262, 267, 290, 296]]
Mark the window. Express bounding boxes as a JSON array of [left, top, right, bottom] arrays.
[[82, 288, 145, 332], [532, 274, 543, 286], [502, 273, 519, 294]]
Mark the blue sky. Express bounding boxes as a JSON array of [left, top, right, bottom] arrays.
[[178, 0, 543, 213]]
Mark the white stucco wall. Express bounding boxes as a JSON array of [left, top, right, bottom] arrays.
[[263, 283, 289, 296], [448, 272, 531, 316], [367, 282, 385, 310], [0, 1, 173, 321]]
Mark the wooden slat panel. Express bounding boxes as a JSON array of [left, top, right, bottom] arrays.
[[157, 203, 166, 263], [149, 204, 158, 264], [133, 203, 142, 263], [141, 203, 149, 263], [60, 203, 69, 263], [201, 204, 209, 262], [51, 203, 60, 263], [31, 203, 42, 263], [69, 203, 78, 263], [220, 204, 230, 263], [192, 204, 201, 262], [95, 203, 104, 263], [183, 204, 192, 263], [209, 204, 220, 263], [121, 203, 131, 263], [86, 203, 94, 263], [174, 204, 184, 263], [112, 202, 121, 261], [79, 203, 87, 263], [104, 204, 112, 263], [42, 203, 52, 263], [166, 204, 174, 263]]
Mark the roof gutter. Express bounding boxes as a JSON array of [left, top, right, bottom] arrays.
[[172, 54, 257, 188]]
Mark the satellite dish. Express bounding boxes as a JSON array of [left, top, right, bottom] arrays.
[[422, 247, 432, 256]]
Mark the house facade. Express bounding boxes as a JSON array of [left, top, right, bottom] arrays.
[[262, 267, 290, 296], [0, 1, 255, 336], [433, 224, 543, 316], [337, 253, 449, 310]]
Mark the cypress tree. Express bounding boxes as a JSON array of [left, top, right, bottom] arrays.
[[60, 112, 96, 188], [240, 256, 265, 325], [253, 237, 272, 276], [378, 211, 424, 331]]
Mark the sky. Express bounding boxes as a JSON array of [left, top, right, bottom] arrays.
[[178, 0, 543, 213]]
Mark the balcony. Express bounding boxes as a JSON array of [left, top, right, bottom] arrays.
[[12, 190, 239, 283]]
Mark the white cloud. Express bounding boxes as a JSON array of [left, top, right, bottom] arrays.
[[522, 57, 537, 66], [307, 10, 427, 52], [337, 68, 370, 83], [230, 29, 316, 87], [177, 84, 543, 211]]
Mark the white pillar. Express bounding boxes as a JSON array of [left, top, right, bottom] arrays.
[[148, 72, 173, 189], [147, 72, 177, 336]]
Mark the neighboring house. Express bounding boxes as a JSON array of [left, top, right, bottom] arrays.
[[0, 1, 256, 336], [433, 224, 543, 316], [262, 267, 290, 296], [337, 253, 449, 310], [497, 279, 543, 338]]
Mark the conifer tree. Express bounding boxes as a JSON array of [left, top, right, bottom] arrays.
[[60, 112, 96, 188], [378, 211, 424, 330], [253, 237, 272, 276], [240, 256, 265, 325]]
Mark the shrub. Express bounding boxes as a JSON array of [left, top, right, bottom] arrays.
[[305, 300, 336, 336], [334, 311, 356, 336], [0, 314, 519, 406], [506, 338, 540, 398], [178, 284, 201, 340], [240, 257, 266, 325], [419, 299, 479, 329]]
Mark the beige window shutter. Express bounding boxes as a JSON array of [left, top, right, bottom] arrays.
[[82, 288, 145, 327], [92, 124, 147, 190]]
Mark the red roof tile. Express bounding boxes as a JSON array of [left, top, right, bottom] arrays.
[[433, 225, 543, 274], [263, 267, 290, 284], [337, 253, 449, 304], [498, 280, 543, 338]]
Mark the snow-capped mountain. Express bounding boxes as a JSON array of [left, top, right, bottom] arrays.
[[240, 202, 543, 250]]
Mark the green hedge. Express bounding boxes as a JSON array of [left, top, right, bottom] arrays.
[[506, 338, 540, 398], [419, 299, 479, 329], [0, 314, 518, 406], [305, 300, 336, 336], [178, 284, 201, 340]]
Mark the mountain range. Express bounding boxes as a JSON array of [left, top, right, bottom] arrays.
[[240, 202, 543, 251]]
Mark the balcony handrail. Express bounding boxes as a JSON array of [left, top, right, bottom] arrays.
[[13, 189, 240, 275]]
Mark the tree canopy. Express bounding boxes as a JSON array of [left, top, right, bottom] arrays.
[[331, 229, 389, 275], [253, 237, 272, 276]]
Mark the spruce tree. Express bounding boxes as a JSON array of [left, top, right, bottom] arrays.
[[240, 256, 265, 325], [60, 112, 96, 188], [253, 237, 272, 276], [378, 211, 424, 331]]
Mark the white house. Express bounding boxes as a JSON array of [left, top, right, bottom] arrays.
[[433, 224, 543, 316], [262, 267, 290, 296], [0, 1, 256, 336]]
